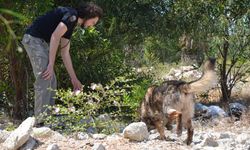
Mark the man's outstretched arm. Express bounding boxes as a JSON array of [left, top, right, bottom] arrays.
[[60, 37, 82, 90]]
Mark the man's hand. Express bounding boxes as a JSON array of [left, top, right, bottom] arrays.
[[71, 77, 83, 91], [42, 64, 54, 80]]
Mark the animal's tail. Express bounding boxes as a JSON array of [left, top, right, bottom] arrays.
[[184, 58, 217, 94]]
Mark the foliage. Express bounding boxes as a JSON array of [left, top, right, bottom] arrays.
[[143, 36, 180, 64], [56, 27, 129, 88], [208, 2, 250, 102], [43, 71, 153, 134]]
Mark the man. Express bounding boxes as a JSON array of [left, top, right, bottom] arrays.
[[22, 2, 103, 123]]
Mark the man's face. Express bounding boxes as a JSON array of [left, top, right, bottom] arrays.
[[81, 17, 99, 28]]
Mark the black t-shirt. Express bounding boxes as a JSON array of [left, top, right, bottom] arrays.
[[26, 7, 78, 43]]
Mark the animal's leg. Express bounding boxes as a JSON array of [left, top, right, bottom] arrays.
[[168, 109, 182, 136], [154, 119, 166, 140], [185, 119, 193, 145], [176, 112, 182, 137]]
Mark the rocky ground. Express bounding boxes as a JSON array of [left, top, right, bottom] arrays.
[[38, 117, 250, 150], [0, 113, 250, 150]]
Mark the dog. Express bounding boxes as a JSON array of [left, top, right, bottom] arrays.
[[140, 58, 217, 145]]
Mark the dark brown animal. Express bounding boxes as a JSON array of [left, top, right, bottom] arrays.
[[140, 58, 217, 145]]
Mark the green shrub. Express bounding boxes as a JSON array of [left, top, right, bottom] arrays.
[[43, 71, 153, 134]]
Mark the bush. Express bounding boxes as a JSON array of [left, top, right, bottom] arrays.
[[43, 71, 153, 134]]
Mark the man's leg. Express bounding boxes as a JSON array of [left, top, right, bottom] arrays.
[[34, 71, 56, 117], [22, 34, 57, 122]]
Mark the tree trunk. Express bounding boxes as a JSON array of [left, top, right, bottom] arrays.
[[1, 0, 28, 120], [8, 40, 27, 120], [220, 37, 230, 103]]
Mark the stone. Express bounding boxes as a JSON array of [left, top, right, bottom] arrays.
[[219, 133, 230, 139], [97, 114, 111, 122], [2, 117, 35, 150], [92, 133, 107, 140], [123, 122, 149, 141], [148, 133, 160, 140], [77, 132, 89, 140], [46, 143, 59, 150], [0, 130, 10, 143], [203, 134, 219, 147], [32, 127, 53, 138], [92, 143, 106, 150], [205, 105, 227, 119], [228, 102, 247, 120], [19, 137, 37, 150]]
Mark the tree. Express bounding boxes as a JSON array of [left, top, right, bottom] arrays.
[[208, 0, 250, 103], [0, 0, 54, 120]]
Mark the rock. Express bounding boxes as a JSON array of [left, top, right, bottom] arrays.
[[19, 137, 37, 150], [148, 133, 160, 140], [164, 65, 202, 81], [228, 102, 247, 120], [149, 129, 158, 134], [2, 117, 35, 150], [0, 130, 10, 143], [180, 66, 194, 72], [123, 122, 149, 141], [174, 70, 182, 78], [203, 134, 219, 147], [32, 127, 53, 138], [182, 70, 202, 80], [92, 143, 105, 150], [77, 132, 89, 140], [92, 133, 107, 140], [194, 104, 227, 120], [194, 103, 208, 118], [219, 133, 230, 139], [205, 105, 227, 119], [164, 69, 181, 80], [86, 126, 97, 134], [97, 114, 111, 122], [46, 143, 59, 150]]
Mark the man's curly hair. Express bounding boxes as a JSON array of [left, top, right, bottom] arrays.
[[77, 2, 103, 19]]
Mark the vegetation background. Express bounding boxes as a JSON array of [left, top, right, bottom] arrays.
[[0, 0, 249, 133]]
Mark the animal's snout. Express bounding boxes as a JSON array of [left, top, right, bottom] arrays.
[[208, 58, 216, 64]]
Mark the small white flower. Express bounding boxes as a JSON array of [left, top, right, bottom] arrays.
[[136, 68, 142, 73], [149, 66, 154, 71], [17, 46, 23, 53], [55, 107, 60, 113], [91, 83, 97, 90], [73, 90, 81, 95], [91, 83, 103, 90], [68, 106, 76, 112]]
